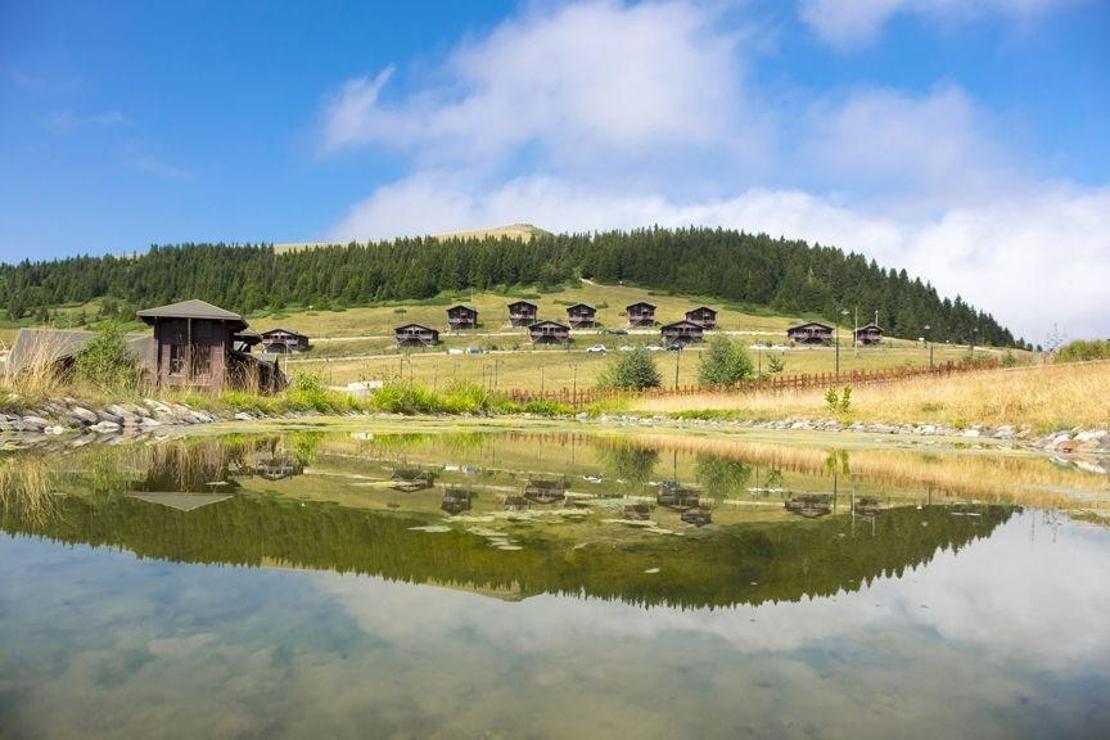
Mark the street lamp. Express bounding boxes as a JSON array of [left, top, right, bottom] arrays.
[[923, 324, 933, 368], [835, 309, 850, 378]]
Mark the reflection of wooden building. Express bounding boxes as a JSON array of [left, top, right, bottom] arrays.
[[394, 324, 440, 347], [260, 328, 310, 353], [391, 468, 436, 492], [626, 301, 656, 327], [528, 320, 570, 345], [624, 503, 653, 521], [524, 478, 566, 505], [136, 300, 285, 393], [785, 494, 833, 518], [507, 301, 538, 327], [684, 306, 718, 329], [441, 488, 473, 515], [253, 455, 303, 481], [504, 495, 530, 511], [660, 320, 704, 345], [681, 507, 712, 527], [447, 304, 479, 329], [854, 497, 882, 516], [566, 303, 596, 328], [854, 322, 883, 345], [786, 321, 834, 345], [657, 482, 700, 510]]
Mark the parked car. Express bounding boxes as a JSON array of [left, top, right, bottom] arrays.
[[618, 345, 635, 352], [606, 328, 628, 335], [447, 348, 464, 355], [646, 344, 664, 352], [466, 345, 485, 355], [664, 342, 683, 351], [585, 344, 607, 353]]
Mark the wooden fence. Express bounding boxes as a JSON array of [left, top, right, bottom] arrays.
[[505, 358, 1002, 408]]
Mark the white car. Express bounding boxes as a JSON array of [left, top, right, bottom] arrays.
[[619, 345, 635, 352], [646, 344, 664, 352], [447, 348, 464, 355], [586, 344, 607, 353]]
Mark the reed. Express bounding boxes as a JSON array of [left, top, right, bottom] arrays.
[[632, 361, 1110, 430]]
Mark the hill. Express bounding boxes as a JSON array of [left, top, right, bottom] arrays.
[[0, 226, 1026, 349], [273, 223, 550, 254]]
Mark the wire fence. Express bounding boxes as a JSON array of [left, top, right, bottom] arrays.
[[504, 358, 1002, 408]]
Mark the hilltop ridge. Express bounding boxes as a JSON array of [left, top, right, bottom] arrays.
[[274, 223, 550, 254]]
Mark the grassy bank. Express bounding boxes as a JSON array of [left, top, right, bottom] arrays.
[[633, 361, 1110, 431]]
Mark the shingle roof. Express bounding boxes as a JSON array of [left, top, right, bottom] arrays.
[[136, 299, 243, 322], [6, 328, 152, 371]]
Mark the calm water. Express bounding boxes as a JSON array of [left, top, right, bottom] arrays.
[[1, 430, 1108, 738]]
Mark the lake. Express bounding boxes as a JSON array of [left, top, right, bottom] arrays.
[[1, 428, 1108, 738]]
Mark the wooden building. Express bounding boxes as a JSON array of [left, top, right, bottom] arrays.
[[684, 306, 718, 329], [661, 319, 704, 346], [785, 494, 833, 519], [441, 488, 473, 516], [136, 299, 283, 392], [528, 320, 570, 345], [855, 322, 883, 345], [524, 478, 566, 505], [566, 303, 597, 328], [507, 300, 538, 327], [260, 328, 310, 353], [394, 323, 440, 348], [626, 301, 657, 327], [786, 321, 834, 345], [447, 304, 479, 329]]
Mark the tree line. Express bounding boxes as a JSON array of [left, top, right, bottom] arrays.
[[0, 226, 1025, 347]]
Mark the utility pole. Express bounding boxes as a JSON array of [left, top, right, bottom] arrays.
[[924, 324, 933, 368], [853, 306, 859, 355], [674, 346, 681, 389]]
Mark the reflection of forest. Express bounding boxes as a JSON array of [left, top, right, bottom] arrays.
[[1, 481, 1014, 609]]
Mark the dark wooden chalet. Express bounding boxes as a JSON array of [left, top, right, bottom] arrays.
[[447, 304, 479, 329], [855, 322, 883, 345], [394, 323, 440, 348], [681, 507, 712, 527], [524, 478, 566, 505], [626, 301, 657, 327], [260, 328, 310, 353], [391, 468, 435, 492], [441, 488, 473, 516], [684, 306, 718, 329], [136, 299, 284, 392], [785, 494, 833, 519], [566, 303, 597, 328], [507, 300, 538, 327], [661, 319, 704, 345], [786, 321, 834, 345], [528, 320, 570, 345]]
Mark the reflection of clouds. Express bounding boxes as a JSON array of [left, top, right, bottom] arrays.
[[2, 513, 1109, 737]]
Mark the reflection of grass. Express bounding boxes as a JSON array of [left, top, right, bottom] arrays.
[[634, 362, 1110, 430], [0, 455, 59, 525]]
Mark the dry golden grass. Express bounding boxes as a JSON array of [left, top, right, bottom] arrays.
[[633, 361, 1110, 430]]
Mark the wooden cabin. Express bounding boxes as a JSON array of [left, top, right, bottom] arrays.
[[394, 323, 439, 348], [566, 303, 597, 328], [626, 301, 657, 327], [507, 300, 538, 327], [136, 299, 284, 392], [786, 321, 834, 345], [447, 304, 479, 329], [441, 488, 473, 516], [528, 320, 570, 345], [785, 494, 833, 519], [855, 322, 883, 346], [260, 328, 310, 353], [685, 306, 718, 329], [524, 478, 566, 505], [391, 468, 435, 492], [681, 507, 712, 527], [661, 319, 704, 346], [624, 503, 653, 521]]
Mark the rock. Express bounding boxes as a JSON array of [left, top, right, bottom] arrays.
[[106, 404, 141, 425], [1075, 430, 1108, 443], [44, 425, 69, 435], [96, 409, 123, 424], [139, 417, 164, 428], [69, 406, 99, 425], [90, 421, 121, 434], [21, 416, 49, 431], [233, 412, 254, 421], [962, 429, 981, 438], [576, 412, 589, 422]]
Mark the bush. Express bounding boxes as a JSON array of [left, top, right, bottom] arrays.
[[698, 335, 754, 386], [598, 346, 661, 390], [1056, 339, 1110, 363], [73, 321, 143, 393]]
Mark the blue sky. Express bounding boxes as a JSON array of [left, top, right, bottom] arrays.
[[1, 0, 1107, 339]]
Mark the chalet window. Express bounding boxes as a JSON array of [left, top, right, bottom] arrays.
[[169, 344, 185, 375]]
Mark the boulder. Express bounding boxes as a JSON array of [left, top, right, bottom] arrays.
[[21, 416, 49, 431], [90, 420, 121, 434], [69, 406, 99, 425]]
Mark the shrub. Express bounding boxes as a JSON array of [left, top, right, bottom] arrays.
[[598, 346, 661, 390], [698, 335, 754, 386], [73, 321, 143, 393], [1056, 339, 1110, 363], [767, 354, 785, 375]]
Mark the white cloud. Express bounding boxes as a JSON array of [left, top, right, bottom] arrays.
[[799, 0, 1088, 49], [317, 1, 759, 169]]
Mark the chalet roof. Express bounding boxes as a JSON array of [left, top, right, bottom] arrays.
[[7, 328, 152, 371], [566, 303, 596, 311], [127, 492, 233, 512], [662, 320, 703, 330], [529, 320, 569, 330], [395, 323, 437, 332], [261, 327, 307, 338], [507, 300, 538, 309], [787, 321, 834, 331], [447, 304, 478, 312], [626, 301, 656, 310], [856, 322, 883, 331], [136, 299, 244, 323], [687, 306, 717, 314]]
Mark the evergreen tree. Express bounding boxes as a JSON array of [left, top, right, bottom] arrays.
[[697, 335, 754, 386], [598, 346, 662, 390]]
